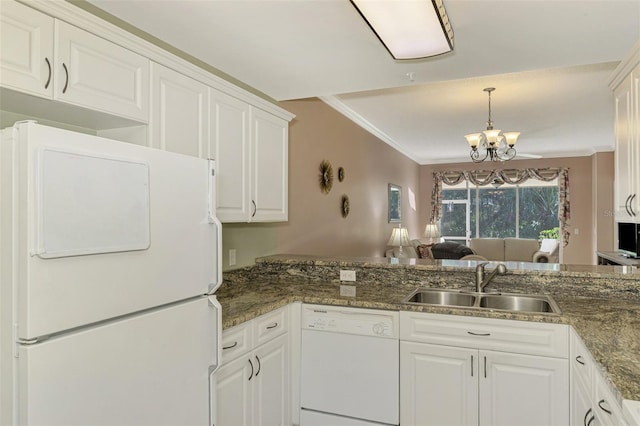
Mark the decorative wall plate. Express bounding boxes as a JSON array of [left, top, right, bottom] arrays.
[[341, 195, 350, 218], [319, 160, 333, 194], [338, 167, 345, 182]]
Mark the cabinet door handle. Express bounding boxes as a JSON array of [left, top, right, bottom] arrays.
[[587, 415, 595, 426], [630, 194, 637, 216], [584, 408, 592, 426], [575, 355, 585, 365], [62, 63, 69, 94], [484, 356, 487, 378], [598, 399, 612, 415], [222, 341, 238, 350], [266, 322, 278, 330], [255, 355, 261, 377], [471, 355, 474, 377], [44, 57, 52, 89], [251, 200, 257, 217], [467, 331, 491, 336], [625, 194, 633, 216], [248, 358, 254, 381]]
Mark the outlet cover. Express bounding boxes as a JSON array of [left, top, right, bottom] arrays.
[[340, 285, 356, 297], [229, 249, 237, 266], [340, 270, 356, 281]]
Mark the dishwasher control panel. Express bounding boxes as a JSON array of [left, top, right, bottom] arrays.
[[301, 304, 399, 338]]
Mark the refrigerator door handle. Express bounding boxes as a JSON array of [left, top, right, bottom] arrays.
[[208, 295, 222, 376], [207, 160, 223, 292]]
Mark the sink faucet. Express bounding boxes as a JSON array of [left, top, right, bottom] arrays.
[[475, 262, 508, 292]]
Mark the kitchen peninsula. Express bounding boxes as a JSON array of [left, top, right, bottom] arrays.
[[216, 255, 640, 424]]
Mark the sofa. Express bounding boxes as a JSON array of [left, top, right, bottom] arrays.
[[386, 237, 559, 263], [469, 238, 559, 263]]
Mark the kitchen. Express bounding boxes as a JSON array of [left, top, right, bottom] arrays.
[[1, 0, 640, 425]]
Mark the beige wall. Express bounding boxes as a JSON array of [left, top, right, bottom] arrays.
[[419, 155, 614, 265], [222, 98, 421, 269], [223, 98, 615, 269], [592, 152, 615, 260]]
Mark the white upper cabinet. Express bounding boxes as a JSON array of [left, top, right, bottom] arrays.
[[610, 41, 640, 223], [0, 0, 54, 98], [0, 1, 149, 123], [210, 88, 289, 223], [150, 63, 207, 156], [54, 21, 149, 122], [251, 108, 288, 222], [209, 87, 251, 221]]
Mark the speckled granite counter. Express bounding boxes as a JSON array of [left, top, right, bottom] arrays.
[[216, 255, 640, 403]]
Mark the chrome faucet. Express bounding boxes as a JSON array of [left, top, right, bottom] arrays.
[[475, 262, 508, 292]]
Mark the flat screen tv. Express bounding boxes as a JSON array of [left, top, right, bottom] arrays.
[[618, 222, 640, 258]]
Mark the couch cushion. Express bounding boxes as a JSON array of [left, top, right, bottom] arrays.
[[469, 238, 505, 260], [504, 238, 539, 262], [430, 242, 474, 259]]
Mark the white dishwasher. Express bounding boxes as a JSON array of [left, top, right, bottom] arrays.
[[300, 304, 399, 426]]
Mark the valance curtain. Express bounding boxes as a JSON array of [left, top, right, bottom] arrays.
[[430, 168, 571, 246]]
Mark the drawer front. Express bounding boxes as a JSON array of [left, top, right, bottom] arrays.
[[254, 305, 289, 347], [570, 328, 594, 392], [221, 321, 252, 363], [400, 311, 569, 358]]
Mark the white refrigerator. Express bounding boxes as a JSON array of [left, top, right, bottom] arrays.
[[0, 121, 223, 425]]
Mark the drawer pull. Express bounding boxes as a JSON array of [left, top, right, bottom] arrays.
[[598, 399, 612, 415], [222, 341, 238, 350], [467, 331, 491, 336], [484, 356, 487, 378], [575, 355, 585, 365], [266, 322, 278, 330]]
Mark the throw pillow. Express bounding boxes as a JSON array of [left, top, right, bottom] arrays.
[[416, 244, 433, 259]]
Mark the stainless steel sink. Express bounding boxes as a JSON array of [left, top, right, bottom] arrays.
[[403, 288, 561, 314], [405, 289, 476, 307], [478, 294, 559, 313]]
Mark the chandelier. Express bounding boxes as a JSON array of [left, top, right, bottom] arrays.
[[465, 87, 520, 162]]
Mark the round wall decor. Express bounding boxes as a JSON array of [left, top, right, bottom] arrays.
[[319, 160, 333, 194], [341, 195, 350, 218]]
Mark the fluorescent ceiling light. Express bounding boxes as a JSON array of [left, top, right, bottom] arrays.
[[351, 0, 454, 60]]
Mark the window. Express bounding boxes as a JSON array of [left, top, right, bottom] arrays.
[[441, 179, 559, 243]]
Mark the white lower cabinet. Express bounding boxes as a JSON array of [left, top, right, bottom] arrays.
[[215, 306, 290, 426], [400, 311, 569, 426], [570, 329, 629, 426]]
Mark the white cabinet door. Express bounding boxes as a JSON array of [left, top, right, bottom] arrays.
[[614, 71, 636, 221], [216, 355, 254, 426], [253, 334, 290, 426], [0, 0, 54, 98], [571, 371, 594, 426], [209, 87, 251, 221], [400, 341, 477, 426], [251, 107, 288, 222], [150, 62, 207, 156], [479, 350, 569, 426], [54, 20, 149, 122]]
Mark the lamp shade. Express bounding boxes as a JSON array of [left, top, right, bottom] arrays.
[[388, 227, 410, 247], [423, 223, 441, 240]]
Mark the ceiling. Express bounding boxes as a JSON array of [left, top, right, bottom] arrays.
[[87, 0, 640, 164]]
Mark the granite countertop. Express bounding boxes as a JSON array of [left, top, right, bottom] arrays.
[[215, 278, 640, 403]]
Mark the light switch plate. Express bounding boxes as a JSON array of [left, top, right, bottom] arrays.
[[340, 269, 356, 281]]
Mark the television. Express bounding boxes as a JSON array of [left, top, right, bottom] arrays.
[[618, 222, 640, 258]]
